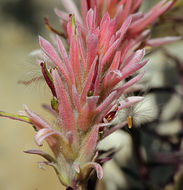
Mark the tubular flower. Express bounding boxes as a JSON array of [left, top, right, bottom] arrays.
[[0, 0, 179, 189], [56, 0, 179, 49], [32, 13, 146, 187]]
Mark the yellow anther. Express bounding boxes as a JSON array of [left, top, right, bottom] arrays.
[[107, 115, 112, 121], [127, 115, 132, 128]]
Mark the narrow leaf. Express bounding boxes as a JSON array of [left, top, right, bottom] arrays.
[[24, 149, 56, 163], [0, 111, 31, 124]]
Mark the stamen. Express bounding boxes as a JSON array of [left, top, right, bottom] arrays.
[[104, 102, 120, 122], [105, 111, 116, 122], [127, 115, 132, 128]]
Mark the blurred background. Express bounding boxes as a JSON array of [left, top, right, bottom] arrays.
[[0, 0, 183, 190], [0, 0, 66, 189]]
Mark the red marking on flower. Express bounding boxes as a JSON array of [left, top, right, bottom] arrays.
[[40, 63, 56, 97], [105, 111, 117, 122]]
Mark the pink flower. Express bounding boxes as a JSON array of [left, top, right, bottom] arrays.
[[0, 0, 179, 189], [31, 13, 146, 186]]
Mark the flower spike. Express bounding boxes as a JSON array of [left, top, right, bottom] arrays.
[[0, 0, 179, 189]]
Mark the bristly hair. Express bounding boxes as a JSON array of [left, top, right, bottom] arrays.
[[117, 94, 158, 128]]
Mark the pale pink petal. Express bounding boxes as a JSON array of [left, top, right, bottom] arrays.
[[86, 9, 96, 32], [102, 121, 127, 139], [24, 149, 56, 162], [52, 69, 78, 144], [54, 8, 69, 22], [82, 162, 103, 179], [94, 59, 102, 96], [109, 35, 116, 47], [101, 18, 117, 53], [24, 105, 62, 155], [101, 38, 120, 65], [100, 12, 110, 30], [39, 36, 69, 81], [89, 0, 97, 10], [109, 51, 121, 71], [77, 126, 99, 163], [35, 128, 58, 146], [121, 59, 148, 79], [120, 0, 132, 22], [60, 0, 82, 23], [128, 10, 152, 34], [56, 35, 75, 84], [78, 35, 86, 70], [121, 49, 146, 78], [69, 34, 81, 88], [115, 4, 123, 23], [72, 85, 81, 111], [96, 91, 117, 112], [80, 56, 98, 104], [123, 84, 145, 94], [116, 16, 132, 39], [131, 12, 143, 22], [118, 96, 144, 110], [86, 96, 99, 111], [131, 0, 144, 12], [77, 103, 90, 131], [86, 33, 98, 70], [116, 72, 145, 97], [146, 36, 181, 47], [128, 47, 145, 62], [99, 13, 110, 46], [103, 70, 122, 88], [81, 0, 88, 26], [129, 0, 176, 34], [24, 104, 51, 130], [120, 40, 133, 66]]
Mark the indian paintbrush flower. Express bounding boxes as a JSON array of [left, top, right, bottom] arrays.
[[0, 0, 180, 189]]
